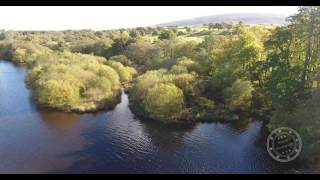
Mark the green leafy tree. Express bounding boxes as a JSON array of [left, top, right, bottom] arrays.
[[106, 60, 137, 82], [223, 79, 254, 111], [185, 27, 192, 33], [12, 48, 27, 63], [109, 55, 133, 66], [37, 80, 80, 107], [143, 83, 186, 122], [159, 29, 176, 40], [268, 78, 320, 163]]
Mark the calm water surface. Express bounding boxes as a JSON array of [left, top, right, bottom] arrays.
[[0, 61, 303, 173]]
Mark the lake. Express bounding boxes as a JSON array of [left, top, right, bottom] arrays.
[[0, 61, 303, 173]]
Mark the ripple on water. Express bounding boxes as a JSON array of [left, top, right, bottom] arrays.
[[0, 61, 303, 173]]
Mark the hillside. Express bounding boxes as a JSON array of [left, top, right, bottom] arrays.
[[156, 13, 287, 27]]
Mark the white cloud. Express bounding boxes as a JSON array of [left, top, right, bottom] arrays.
[[0, 6, 298, 31]]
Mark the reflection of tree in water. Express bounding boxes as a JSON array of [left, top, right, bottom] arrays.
[[228, 114, 269, 148], [37, 109, 81, 129], [226, 112, 273, 147], [140, 120, 197, 152], [45, 117, 198, 173], [45, 123, 115, 173], [229, 118, 253, 131], [227, 112, 254, 131], [257, 121, 270, 144]]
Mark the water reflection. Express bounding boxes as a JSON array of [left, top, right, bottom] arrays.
[[228, 115, 254, 131], [141, 121, 197, 151], [0, 61, 304, 174], [44, 91, 284, 173], [37, 109, 81, 130]]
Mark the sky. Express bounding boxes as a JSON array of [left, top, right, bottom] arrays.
[[0, 6, 299, 31]]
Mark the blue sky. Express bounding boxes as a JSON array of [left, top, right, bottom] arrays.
[[0, 6, 298, 31]]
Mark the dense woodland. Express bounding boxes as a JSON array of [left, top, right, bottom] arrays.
[[1, 7, 320, 166]]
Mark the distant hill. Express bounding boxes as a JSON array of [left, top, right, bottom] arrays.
[[156, 13, 287, 27]]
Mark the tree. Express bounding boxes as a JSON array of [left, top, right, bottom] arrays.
[[170, 57, 199, 74], [143, 83, 186, 122], [266, 8, 320, 164], [208, 23, 223, 30], [288, 7, 320, 90], [37, 79, 80, 107], [177, 31, 184, 36], [208, 23, 214, 30], [262, 7, 320, 109], [0, 30, 5, 40], [12, 48, 27, 63], [223, 79, 253, 111], [109, 55, 133, 66], [185, 27, 192, 33], [136, 27, 146, 36], [174, 40, 199, 60], [262, 27, 303, 108], [125, 42, 160, 66], [268, 77, 320, 163], [152, 30, 159, 36], [26, 52, 122, 112], [106, 60, 137, 82], [159, 29, 176, 40], [213, 23, 224, 30], [130, 30, 141, 41], [110, 31, 131, 56]]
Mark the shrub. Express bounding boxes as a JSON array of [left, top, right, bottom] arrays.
[[12, 48, 27, 63], [26, 52, 122, 112], [106, 60, 138, 82], [37, 79, 80, 107], [109, 55, 133, 66], [223, 79, 253, 111], [159, 29, 176, 40], [268, 90, 320, 163], [143, 83, 186, 122], [170, 57, 200, 74]]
